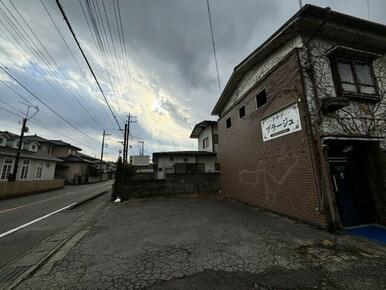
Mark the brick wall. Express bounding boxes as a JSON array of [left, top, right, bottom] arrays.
[[218, 51, 328, 227], [0, 179, 64, 200]]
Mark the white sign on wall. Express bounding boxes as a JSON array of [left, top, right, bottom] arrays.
[[261, 103, 302, 142]]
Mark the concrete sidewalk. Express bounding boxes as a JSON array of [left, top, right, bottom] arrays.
[[16, 197, 386, 290]]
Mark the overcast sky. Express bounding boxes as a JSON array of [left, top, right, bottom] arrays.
[[0, 0, 385, 160]]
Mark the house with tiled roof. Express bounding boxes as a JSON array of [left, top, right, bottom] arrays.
[[0, 131, 62, 182]]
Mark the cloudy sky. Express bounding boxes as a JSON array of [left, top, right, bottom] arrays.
[[0, 0, 385, 160]]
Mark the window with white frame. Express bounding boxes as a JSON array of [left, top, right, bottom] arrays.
[[20, 160, 30, 180], [36, 162, 43, 179], [1, 159, 13, 180]]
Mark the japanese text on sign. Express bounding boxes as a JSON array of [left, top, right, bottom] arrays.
[[261, 103, 301, 142]]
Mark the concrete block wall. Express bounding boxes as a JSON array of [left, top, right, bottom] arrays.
[[113, 173, 220, 200], [0, 179, 64, 200]]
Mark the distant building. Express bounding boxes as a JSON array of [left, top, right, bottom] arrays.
[[153, 120, 219, 180], [190, 120, 219, 153], [0, 131, 61, 182], [25, 134, 111, 184]]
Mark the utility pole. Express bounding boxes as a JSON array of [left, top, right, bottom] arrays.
[[99, 130, 106, 182], [8, 104, 39, 182], [126, 112, 137, 163], [138, 141, 144, 156], [122, 121, 128, 164]]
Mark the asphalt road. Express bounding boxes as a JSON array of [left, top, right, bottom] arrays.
[[0, 181, 112, 268]]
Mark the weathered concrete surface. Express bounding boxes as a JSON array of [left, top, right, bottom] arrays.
[[16, 197, 386, 290]]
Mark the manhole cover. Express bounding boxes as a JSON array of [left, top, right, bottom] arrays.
[[0, 266, 29, 283]]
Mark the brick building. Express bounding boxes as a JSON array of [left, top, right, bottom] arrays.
[[212, 5, 386, 229]]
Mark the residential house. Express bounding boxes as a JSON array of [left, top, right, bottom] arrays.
[[211, 5, 386, 228], [25, 135, 106, 184], [0, 131, 61, 182], [153, 121, 219, 180]]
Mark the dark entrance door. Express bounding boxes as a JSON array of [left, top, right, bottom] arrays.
[[329, 161, 360, 226]]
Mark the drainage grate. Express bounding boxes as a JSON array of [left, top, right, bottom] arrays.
[[0, 266, 29, 283]]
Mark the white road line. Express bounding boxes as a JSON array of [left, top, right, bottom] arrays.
[[0, 191, 77, 214], [0, 203, 76, 239]]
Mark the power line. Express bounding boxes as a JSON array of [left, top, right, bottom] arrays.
[[1, 67, 98, 142], [206, 0, 221, 92], [55, 0, 123, 131], [40, 0, 111, 131], [0, 1, 105, 132]]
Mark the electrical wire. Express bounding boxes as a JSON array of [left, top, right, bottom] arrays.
[[1, 67, 99, 142], [55, 0, 123, 131], [206, 0, 221, 92]]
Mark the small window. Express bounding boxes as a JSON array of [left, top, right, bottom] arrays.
[[239, 105, 245, 118], [158, 167, 163, 172], [256, 89, 267, 108], [203, 137, 209, 149], [226, 117, 232, 129], [335, 59, 377, 96], [183, 157, 188, 162], [213, 134, 218, 144], [169, 156, 174, 161], [215, 162, 220, 171]]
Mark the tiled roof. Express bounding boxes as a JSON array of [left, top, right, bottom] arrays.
[[0, 146, 62, 162], [62, 154, 94, 164], [190, 120, 217, 138], [24, 135, 49, 143], [0, 131, 21, 140], [48, 140, 81, 151]]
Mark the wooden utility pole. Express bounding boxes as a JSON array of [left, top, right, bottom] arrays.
[[8, 104, 39, 182], [99, 130, 106, 182]]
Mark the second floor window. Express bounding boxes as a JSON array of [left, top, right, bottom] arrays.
[[239, 105, 246, 118], [335, 58, 377, 97], [203, 137, 209, 149], [226, 117, 232, 129]]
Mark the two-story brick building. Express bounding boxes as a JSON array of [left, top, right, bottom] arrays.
[[212, 5, 386, 229]]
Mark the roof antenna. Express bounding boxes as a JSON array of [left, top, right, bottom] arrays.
[[298, 0, 303, 9]]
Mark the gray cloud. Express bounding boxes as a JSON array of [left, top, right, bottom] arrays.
[[1, 0, 386, 160]]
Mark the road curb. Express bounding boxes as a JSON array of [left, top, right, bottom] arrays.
[[68, 190, 108, 210]]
